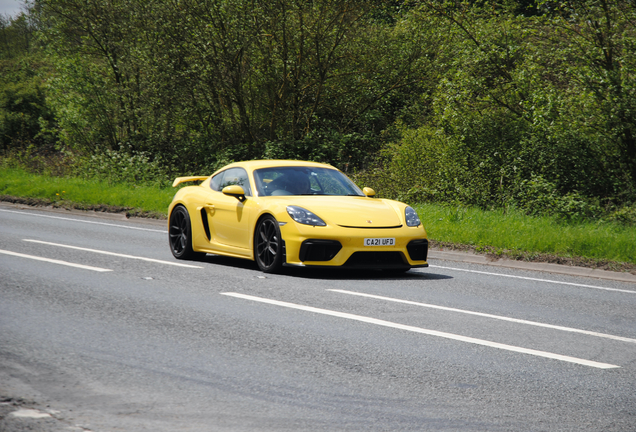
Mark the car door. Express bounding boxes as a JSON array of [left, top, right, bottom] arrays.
[[205, 167, 254, 251]]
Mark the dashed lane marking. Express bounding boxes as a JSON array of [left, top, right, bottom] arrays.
[[0, 249, 112, 272], [0, 208, 165, 233], [9, 409, 52, 419], [221, 292, 620, 370], [330, 289, 636, 344], [23, 239, 203, 268]]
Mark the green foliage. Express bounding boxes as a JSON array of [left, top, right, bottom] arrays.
[[1, 0, 635, 227], [263, 130, 379, 171], [511, 175, 602, 221], [0, 13, 36, 60], [606, 206, 636, 226], [370, 125, 454, 202], [1, 142, 73, 177], [0, 78, 47, 149], [0, 11, 56, 154], [362, 0, 636, 222], [537, 0, 636, 178], [36, 0, 429, 173], [74, 148, 170, 188]]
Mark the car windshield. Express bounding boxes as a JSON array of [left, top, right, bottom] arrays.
[[253, 166, 364, 197]]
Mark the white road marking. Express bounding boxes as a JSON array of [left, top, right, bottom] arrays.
[[428, 265, 636, 294], [0, 208, 165, 233], [9, 409, 52, 419], [0, 249, 112, 272], [330, 289, 636, 344], [23, 239, 203, 268], [221, 292, 620, 369]]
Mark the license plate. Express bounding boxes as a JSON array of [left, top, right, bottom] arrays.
[[364, 238, 395, 246]]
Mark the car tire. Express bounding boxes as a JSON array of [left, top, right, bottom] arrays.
[[169, 205, 202, 260], [254, 215, 283, 273]]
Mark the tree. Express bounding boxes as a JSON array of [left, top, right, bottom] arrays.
[[36, 0, 439, 172], [375, 0, 634, 211], [538, 0, 636, 186], [0, 9, 54, 153]]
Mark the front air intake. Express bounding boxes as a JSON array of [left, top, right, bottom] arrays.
[[407, 239, 428, 261], [299, 240, 342, 262], [344, 251, 407, 268]]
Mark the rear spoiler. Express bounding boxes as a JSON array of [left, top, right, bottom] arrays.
[[172, 176, 209, 187]]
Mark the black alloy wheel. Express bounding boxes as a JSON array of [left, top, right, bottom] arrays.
[[254, 215, 283, 273], [169, 205, 199, 260]]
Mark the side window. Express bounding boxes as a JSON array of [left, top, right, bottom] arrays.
[[210, 168, 252, 196]]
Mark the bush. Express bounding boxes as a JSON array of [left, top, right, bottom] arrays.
[[0, 77, 55, 151], [606, 206, 636, 225], [360, 121, 612, 222], [74, 147, 170, 187], [348, 125, 454, 202], [511, 175, 602, 221]]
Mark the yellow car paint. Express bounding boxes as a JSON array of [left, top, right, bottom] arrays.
[[168, 160, 428, 272]]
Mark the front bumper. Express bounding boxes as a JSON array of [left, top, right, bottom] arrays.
[[280, 223, 428, 269]]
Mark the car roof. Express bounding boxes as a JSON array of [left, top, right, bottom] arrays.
[[224, 160, 337, 171]]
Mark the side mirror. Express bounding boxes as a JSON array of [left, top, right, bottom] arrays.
[[363, 187, 376, 197], [222, 185, 246, 202]]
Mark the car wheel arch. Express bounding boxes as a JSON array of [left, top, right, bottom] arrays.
[[252, 212, 280, 250], [252, 213, 286, 272]]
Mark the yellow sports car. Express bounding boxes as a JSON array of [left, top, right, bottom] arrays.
[[168, 160, 428, 273]]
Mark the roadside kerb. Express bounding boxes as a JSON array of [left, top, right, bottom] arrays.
[[429, 249, 636, 284]]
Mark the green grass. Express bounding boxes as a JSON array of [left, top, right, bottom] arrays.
[[0, 167, 175, 215], [416, 203, 636, 264], [2, 167, 635, 265]]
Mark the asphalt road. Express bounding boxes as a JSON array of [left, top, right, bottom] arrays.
[[1, 202, 635, 431]]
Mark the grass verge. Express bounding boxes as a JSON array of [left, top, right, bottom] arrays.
[[0, 167, 174, 218], [416, 203, 636, 271], [2, 166, 635, 271]]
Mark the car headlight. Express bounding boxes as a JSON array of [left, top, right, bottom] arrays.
[[287, 206, 326, 226], [405, 206, 421, 227]]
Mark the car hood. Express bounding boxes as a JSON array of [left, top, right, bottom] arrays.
[[286, 196, 403, 227]]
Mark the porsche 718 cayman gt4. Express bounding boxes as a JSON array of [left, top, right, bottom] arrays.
[[168, 160, 428, 273]]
